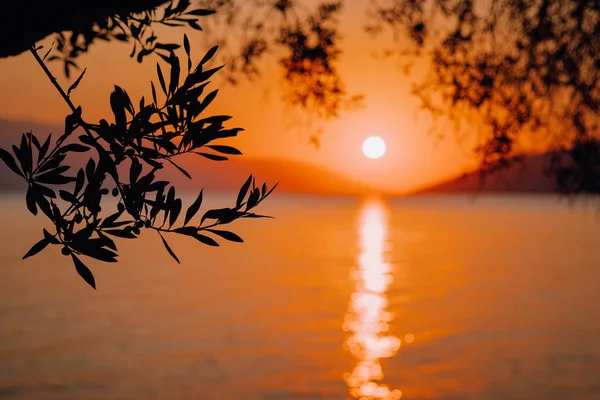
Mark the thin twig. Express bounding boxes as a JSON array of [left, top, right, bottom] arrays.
[[29, 47, 93, 136], [29, 45, 126, 198]]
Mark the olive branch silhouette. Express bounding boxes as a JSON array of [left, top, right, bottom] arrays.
[[0, 33, 277, 289]]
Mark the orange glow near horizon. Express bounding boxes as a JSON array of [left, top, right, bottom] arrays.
[[343, 200, 402, 399], [0, 3, 479, 194]]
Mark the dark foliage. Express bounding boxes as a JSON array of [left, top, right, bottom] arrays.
[[46, 0, 214, 78], [0, 38, 276, 289], [192, 1, 363, 120], [368, 0, 599, 192], [1, 0, 215, 77], [0, 0, 167, 59]]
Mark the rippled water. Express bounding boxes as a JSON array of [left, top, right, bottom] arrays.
[[1, 194, 599, 399]]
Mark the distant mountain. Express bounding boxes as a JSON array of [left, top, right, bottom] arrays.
[[413, 153, 557, 194], [170, 156, 379, 195], [0, 153, 377, 195], [0, 119, 379, 195]]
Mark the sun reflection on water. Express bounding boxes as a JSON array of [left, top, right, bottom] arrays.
[[343, 200, 402, 400]]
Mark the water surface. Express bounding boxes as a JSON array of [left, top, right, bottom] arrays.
[[0, 194, 599, 399]]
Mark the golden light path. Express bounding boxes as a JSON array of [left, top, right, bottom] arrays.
[[343, 200, 402, 399]]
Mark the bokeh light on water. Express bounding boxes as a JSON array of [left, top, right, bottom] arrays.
[[343, 200, 403, 399]]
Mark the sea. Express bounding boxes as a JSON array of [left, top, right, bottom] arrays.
[[0, 193, 599, 400]]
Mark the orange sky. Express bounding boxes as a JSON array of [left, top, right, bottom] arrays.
[[0, 2, 480, 194]]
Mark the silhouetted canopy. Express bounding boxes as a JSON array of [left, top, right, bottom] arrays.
[[0, 0, 166, 58]]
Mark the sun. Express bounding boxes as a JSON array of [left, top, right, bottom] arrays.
[[362, 136, 386, 159]]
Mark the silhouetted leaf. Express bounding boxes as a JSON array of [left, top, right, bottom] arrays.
[[237, 175, 252, 207], [183, 34, 191, 73], [72, 219, 100, 242], [42, 42, 54, 61], [36, 169, 75, 185], [115, 33, 129, 42], [146, 157, 164, 170], [159, 233, 180, 263], [23, 237, 50, 259], [166, 186, 175, 205], [59, 190, 78, 204], [26, 187, 37, 215], [169, 198, 182, 227], [195, 152, 228, 161], [59, 143, 90, 153], [77, 243, 118, 262], [78, 135, 96, 147], [67, 68, 87, 96], [198, 89, 218, 111], [192, 66, 223, 84], [187, 9, 216, 16], [103, 220, 132, 229], [99, 209, 124, 228], [110, 86, 128, 129], [167, 159, 191, 179], [33, 187, 53, 220], [243, 213, 274, 219], [184, 189, 203, 225], [105, 229, 136, 239], [214, 127, 243, 139], [206, 229, 243, 243], [151, 81, 158, 105], [162, 22, 186, 28], [130, 158, 142, 184], [43, 229, 60, 244], [155, 43, 180, 51], [157, 63, 167, 95], [187, 20, 202, 30], [0, 148, 23, 177], [51, 202, 62, 225], [64, 109, 80, 136], [201, 207, 237, 224], [200, 45, 218, 66], [173, 226, 197, 236], [85, 158, 96, 180], [98, 146, 119, 182], [74, 169, 85, 195], [39, 134, 51, 161], [193, 232, 219, 246], [264, 182, 279, 199], [148, 180, 168, 192], [137, 48, 152, 63], [156, 52, 171, 64], [246, 188, 260, 210], [19, 133, 32, 175], [96, 231, 117, 251], [71, 254, 96, 289], [168, 51, 180, 94], [195, 115, 232, 124], [33, 184, 56, 199], [129, 42, 137, 58], [206, 145, 242, 155], [37, 153, 66, 174]]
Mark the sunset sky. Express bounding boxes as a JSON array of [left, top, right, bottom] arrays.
[[0, 2, 481, 194]]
